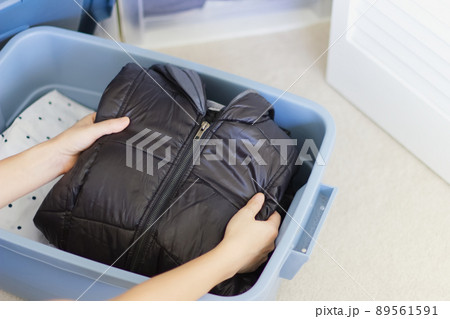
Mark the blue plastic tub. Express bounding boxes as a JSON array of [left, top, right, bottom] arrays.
[[0, 0, 114, 46], [0, 26, 336, 300]]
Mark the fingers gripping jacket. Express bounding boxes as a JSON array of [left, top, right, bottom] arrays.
[[34, 63, 300, 296]]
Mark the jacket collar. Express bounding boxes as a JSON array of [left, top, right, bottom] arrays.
[[157, 64, 274, 124], [157, 64, 208, 116]]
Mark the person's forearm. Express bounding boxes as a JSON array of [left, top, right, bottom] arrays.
[[0, 140, 64, 208], [112, 242, 240, 301]]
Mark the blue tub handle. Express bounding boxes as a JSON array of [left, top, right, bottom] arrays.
[[279, 184, 337, 280]]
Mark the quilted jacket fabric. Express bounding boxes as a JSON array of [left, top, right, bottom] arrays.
[[34, 63, 300, 296]]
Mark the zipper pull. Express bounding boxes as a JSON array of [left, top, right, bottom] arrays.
[[194, 121, 210, 140]]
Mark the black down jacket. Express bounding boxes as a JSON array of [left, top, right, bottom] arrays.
[[34, 63, 300, 296]]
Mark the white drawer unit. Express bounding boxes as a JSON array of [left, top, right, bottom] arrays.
[[327, 0, 450, 183]]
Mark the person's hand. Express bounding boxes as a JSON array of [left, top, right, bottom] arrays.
[[218, 193, 281, 274], [50, 113, 130, 174]]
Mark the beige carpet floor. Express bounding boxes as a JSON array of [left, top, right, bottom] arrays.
[[1, 21, 449, 301]]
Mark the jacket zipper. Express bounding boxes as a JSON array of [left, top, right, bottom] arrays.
[[128, 119, 211, 272], [194, 121, 211, 140]]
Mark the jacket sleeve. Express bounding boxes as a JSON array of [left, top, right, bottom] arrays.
[[255, 147, 299, 221], [95, 63, 144, 122]]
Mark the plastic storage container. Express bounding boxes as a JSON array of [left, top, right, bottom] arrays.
[[0, 26, 336, 300], [0, 0, 114, 46], [116, 0, 331, 47]]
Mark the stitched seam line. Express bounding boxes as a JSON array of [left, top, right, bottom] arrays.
[[256, 125, 284, 159], [103, 139, 174, 162], [216, 117, 272, 125], [190, 173, 241, 211], [151, 233, 182, 266], [265, 146, 299, 192], [69, 213, 136, 232]]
